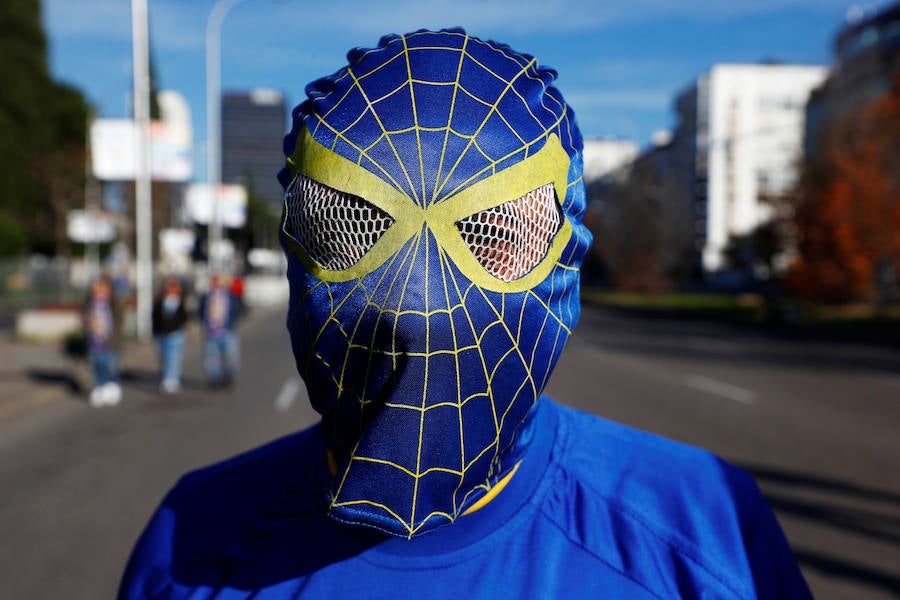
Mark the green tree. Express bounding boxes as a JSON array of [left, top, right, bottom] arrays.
[[0, 0, 91, 256], [245, 194, 281, 250], [0, 0, 51, 249], [149, 52, 162, 120], [36, 82, 91, 256], [0, 210, 27, 256], [591, 151, 693, 292], [235, 171, 281, 251]]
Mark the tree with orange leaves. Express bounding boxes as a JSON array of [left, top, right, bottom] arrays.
[[788, 78, 900, 304]]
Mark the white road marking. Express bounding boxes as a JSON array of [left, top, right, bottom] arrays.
[[274, 377, 302, 412], [680, 338, 740, 354], [684, 373, 756, 405]]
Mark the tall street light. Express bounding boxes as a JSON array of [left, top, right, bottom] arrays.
[[206, 0, 251, 272], [131, 0, 153, 341]]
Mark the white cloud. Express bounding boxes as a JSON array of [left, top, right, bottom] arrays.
[[149, 3, 210, 52], [44, 0, 213, 50], [565, 89, 672, 111], [44, 0, 863, 58], [232, 0, 620, 37], [583, 59, 690, 80], [228, 0, 861, 39], [43, 0, 131, 40]]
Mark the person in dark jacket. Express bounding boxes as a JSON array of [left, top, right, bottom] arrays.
[[152, 276, 189, 394]]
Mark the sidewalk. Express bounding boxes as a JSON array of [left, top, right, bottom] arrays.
[[0, 308, 274, 422], [0, 332, 158, 422]]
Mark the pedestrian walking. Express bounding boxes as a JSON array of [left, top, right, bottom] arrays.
[[152, 276, 188, 395], [84, 274, 122, 407], [198, 273, 241, 387]]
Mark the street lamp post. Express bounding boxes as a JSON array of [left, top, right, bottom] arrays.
[[206, 0, 250, 272], [131, 0, 153, 341]]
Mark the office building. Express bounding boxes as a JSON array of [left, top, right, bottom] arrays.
[[806, 3, 900, 155], [674, 64, 827, 272], [222, 88, 287, 207]]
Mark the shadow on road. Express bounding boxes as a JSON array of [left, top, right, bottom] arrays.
[[25, 368, 83, 395], [119, 367, 209, 395], [790, 548, 900, 596], [24, 367, 210, 403], [746, 464, 900, 508], [739, 462, 900, 596], [577, 307, 900, 375]]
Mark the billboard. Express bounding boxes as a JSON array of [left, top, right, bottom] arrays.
[[158, 228, 196, 258], [185, 183, 247, 229], [90, 111, 193, 181], [67, 210, 118, 243]]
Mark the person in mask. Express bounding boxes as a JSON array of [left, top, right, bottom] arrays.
[[119, 29, 811, 599], [152, 276, 189, 395]]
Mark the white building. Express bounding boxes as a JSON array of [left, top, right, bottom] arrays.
[[581, 138, 639, 183], [675, 64, 827, 272]]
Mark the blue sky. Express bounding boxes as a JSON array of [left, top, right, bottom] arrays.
[[42, 0, 891, 179]]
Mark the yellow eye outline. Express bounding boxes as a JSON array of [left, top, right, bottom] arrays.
[[282, 129, 572, 293]]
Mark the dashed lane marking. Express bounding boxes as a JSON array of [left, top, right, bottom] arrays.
[[274, 377, 301, 412], [684, 373, 756, 405]]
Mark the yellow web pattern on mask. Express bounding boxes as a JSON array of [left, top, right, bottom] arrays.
[[292, 30, 583, 538]]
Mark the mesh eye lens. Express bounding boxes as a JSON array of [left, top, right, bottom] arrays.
[[456, 183, 561, 282], [284, 174, 395, 271]]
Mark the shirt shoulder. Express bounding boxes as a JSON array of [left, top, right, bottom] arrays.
[[118, 425, 324, 599], [539, 401, 811, 600]]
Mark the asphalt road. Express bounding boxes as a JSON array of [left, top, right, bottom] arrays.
[[548, 307, 900, 599], [0, 305, 897, 599]]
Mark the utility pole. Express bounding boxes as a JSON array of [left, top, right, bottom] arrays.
[[131, 0, 153, 340], [84, 118, 101, 283]]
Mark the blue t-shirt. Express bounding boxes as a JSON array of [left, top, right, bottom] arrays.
[[119, 399, 811, 599]]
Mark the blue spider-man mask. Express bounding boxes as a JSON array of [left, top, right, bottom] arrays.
[[279, 28, 591, 538]]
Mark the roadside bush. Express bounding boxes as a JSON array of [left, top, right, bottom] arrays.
[[0, 211, 27, 257]]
